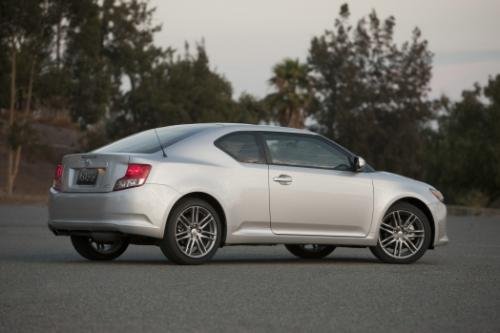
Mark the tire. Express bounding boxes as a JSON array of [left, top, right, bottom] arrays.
[[160, 198, 222, 265], [370, 202, 432, 264], [285, 244, 336, 259], [70, 236, 129, 261]]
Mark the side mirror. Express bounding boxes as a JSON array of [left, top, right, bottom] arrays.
[[353, 156, 366, 172]]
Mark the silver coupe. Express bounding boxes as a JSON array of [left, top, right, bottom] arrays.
[[48, 123, 448, 264]]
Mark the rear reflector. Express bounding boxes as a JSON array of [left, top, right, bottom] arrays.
[[114, 164, 151, 191], [53, 163, 64, 191]]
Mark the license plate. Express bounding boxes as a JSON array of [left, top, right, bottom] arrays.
[[77, 168, 99, 185]]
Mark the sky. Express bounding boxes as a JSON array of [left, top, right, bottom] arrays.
[[150, 0, 500, 100]]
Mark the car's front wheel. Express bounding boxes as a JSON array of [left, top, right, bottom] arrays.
[[160, 198, 222, 265], [70, 236, 129, 261], [370, 202, 432, 264], [285, 244, 336, 259]]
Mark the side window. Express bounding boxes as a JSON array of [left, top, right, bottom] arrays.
[[215, 132, 265, 164], [263, 133, 352, 170]]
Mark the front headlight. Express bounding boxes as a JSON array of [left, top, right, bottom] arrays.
[[430, 188, 444, 202]]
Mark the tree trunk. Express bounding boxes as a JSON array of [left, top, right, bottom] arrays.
[[8, 46, 16, 126], [56, 19, 61, 69], [6, 59, 37, 195], [23, 60, 35, 119], [5, 46, 17, 195], [287, 109, 304, 129], [6, 151, 14, 196], [12, 146, 22, 188]]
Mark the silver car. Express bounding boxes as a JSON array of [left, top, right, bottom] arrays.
[[48, 123, 448, 264]]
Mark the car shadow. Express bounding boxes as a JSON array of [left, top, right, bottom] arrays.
[[46, 256, 388, 266], [0, 251, 440, 266]]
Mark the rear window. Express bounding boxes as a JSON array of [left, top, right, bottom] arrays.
[[94, 125, 213, 154]]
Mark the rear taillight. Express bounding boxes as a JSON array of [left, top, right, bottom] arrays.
[[53, 163, 64, 191], [114, 164, 151, 191]]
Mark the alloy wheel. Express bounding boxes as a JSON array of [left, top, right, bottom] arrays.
[[299, 244, 330, 252], [175, 205, 218, 258], [379, 210, 426, 259], [89, 238, 125, 255]]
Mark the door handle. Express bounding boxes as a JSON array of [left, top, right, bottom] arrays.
[[273, 174, 293, 185]]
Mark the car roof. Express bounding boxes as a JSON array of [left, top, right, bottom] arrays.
[[155, 122, 314, 135]]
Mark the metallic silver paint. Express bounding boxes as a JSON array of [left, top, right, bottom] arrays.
[[48, 123, 448, 250]]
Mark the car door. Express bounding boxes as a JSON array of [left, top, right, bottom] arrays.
[[263, 132, 374, 238]]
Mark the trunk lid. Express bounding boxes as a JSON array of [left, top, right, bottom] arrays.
[[60, 153, 130, 193]]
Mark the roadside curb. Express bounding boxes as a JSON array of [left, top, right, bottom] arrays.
[[447, 205, 500, 217], [0, 195, 48, 205]]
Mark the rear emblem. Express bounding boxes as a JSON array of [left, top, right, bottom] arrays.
[[84, 159, 91, 167]]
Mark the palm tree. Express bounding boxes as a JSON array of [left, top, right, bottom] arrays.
[[267, 58, 314, 128]]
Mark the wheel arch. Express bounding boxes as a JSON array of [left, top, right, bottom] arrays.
[[168, 191, 228, 246], [387, 197, 436, 249]]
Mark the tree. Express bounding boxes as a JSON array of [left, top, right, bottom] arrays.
[[106, 44, 243, 140], [266, 58, 314, 128], [308, 4, 434, 179], [427, 76, 500, 206], [62, 0, 165, 129], [64, 0, 113, 128], [235, 93, 268, 124], [0, 0, 56, 195]]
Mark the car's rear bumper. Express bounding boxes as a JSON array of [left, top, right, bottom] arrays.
[[429, 201, 448, 247], [48, 184, 179, 239]]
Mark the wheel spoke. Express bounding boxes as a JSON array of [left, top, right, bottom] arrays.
[[178, 214, 191, 228], [187, 238, 195, 255], [381, 235, 395, 246], [199, 234, 215, 240], [196, 238, 207, 253], [183, 238, 191, 252], [404, 238, 418, 253], [403, 214, 417, 228], [177, 234, 191, 241], [199, 217, 214, 230], [380, 223, 395, 233], [393, 211, 403, 227], [176, 230, 189, 237], [191, 206, 199, 224], [394, 240, 401, 256]]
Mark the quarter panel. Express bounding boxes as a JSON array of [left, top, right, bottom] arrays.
[[48, 183, 180, 238], [149, 153, 270, 243]]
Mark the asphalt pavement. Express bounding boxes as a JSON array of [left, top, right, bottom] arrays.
[[0, 204, 499, 332]]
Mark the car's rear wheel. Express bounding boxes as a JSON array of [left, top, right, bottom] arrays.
[[285, 244, 336, 259], [160, 198, 222, 265], [70, 236, 129, 261], [370, 202, 432, 264]]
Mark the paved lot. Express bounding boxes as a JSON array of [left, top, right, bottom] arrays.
[[0, 204, 499, 332]]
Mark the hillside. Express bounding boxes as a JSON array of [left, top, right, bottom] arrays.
[[0, 118, 82, 199]]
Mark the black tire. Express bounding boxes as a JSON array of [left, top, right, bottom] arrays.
[[160, 198, 222, 265], [285, 244, 336, 259], [370, 202, 432, 264], [70, 236, 129, 261]]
